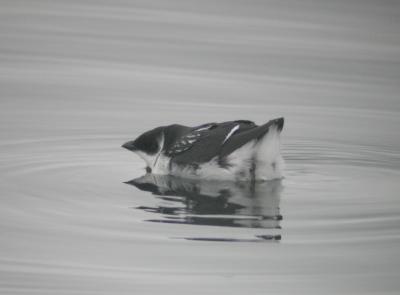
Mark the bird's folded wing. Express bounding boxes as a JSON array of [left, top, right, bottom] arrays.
[[165, 129, 207, 157], [169, 120, 257, 165]]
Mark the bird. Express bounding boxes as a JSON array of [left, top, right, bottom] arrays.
[[122, 117, 285, 181]]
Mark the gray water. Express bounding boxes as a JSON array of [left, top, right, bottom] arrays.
[[1, 0, 400, 294]]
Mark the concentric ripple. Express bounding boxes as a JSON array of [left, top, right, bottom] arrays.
[[1, 134, 399, 245]]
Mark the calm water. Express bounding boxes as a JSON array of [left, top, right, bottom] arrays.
[[1, 0, 400, 294]]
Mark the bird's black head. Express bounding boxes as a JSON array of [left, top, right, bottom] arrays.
[[122, 127, 164, 168], [122, 127, 164, 155]]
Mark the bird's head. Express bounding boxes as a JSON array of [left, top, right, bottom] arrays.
[[122, 127, 164, 171]]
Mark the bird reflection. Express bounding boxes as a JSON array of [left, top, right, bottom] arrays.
[[126, 174, 283, 230]]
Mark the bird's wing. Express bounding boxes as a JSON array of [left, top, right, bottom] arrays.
[[168, 120, 257, 164], [219, 118, 284, 158], [164, 122, 219, 157], [164, 129, 207, 157]]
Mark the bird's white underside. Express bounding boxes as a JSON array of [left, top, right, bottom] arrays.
[[134, 126, 284, 181]]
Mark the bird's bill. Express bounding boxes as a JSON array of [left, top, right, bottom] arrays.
[[122, 140, 137, 151]]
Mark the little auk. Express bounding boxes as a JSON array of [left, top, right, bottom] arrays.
[[122, 118, 284, 181]]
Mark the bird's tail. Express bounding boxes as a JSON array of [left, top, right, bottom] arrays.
[[254, 118, 285, 180]]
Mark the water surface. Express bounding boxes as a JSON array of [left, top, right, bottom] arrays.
[[1, 0, 400, 294]]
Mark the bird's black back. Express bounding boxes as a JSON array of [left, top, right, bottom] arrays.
[[166, 120, 264, 166]]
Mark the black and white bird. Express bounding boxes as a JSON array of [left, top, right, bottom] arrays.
[[122, 117, 285, 181]]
